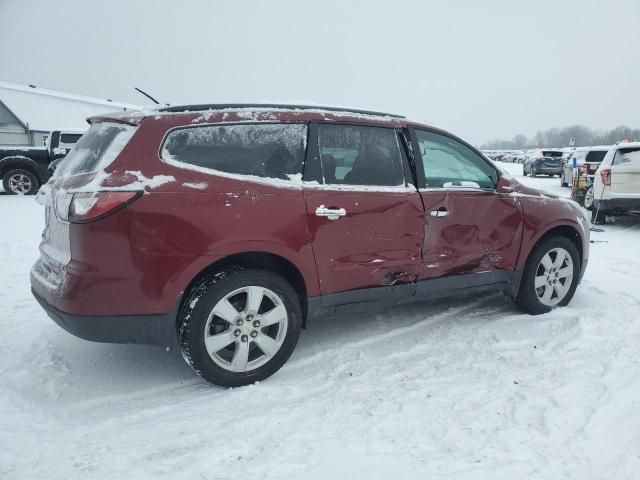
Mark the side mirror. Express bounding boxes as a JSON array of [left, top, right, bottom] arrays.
[[496, 175, 515, 193]]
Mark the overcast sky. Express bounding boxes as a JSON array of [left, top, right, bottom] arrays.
[[1, 0, 639, 145]]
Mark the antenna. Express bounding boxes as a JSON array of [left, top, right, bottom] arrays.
[[134, 87, 160, 105]]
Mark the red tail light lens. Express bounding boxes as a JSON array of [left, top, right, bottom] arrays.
[[66, 191, 142, 223], [599, 168, 611, 186]]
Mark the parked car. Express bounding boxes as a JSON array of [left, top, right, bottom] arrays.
[[523, 150, 564, 177], [0, 129, 84, 194], [560, 146, 608, 188], [515, 151, 530, 164], [591, 142, 640, 224], [31, 104, 590, 387]]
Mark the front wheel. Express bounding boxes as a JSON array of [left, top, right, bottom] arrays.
[[2, 168, 40, 195], [180, 268, 302, 387], [515, 236, 580, 315], [583, 186, 595, 211]]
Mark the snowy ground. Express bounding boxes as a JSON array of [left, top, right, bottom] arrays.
[[1, 163, 639, 479]]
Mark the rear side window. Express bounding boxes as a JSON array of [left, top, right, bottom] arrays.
[[613, 147, 640, 166], [55, 123, 136, 176], [317, 124, 404, 186], [161, 123, 307, 181], [585, 150, 607, 163]]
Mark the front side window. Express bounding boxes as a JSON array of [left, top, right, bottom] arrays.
[[317, 124, 404, 187], [414, 130, 497, 189], [161, 123, 307, 180]]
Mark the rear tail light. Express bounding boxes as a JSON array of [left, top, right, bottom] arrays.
[[599, 168, 611, 186], [55, 191, 142, 223]]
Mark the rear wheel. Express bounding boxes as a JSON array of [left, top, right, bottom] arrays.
[[515, 236, 580, 315], [2, 168, 39, 195], [180, 267, 302, 387]]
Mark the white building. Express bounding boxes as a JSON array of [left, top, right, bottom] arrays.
[[0, 81, 143, 146]]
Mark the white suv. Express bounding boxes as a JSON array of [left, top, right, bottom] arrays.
[[592, 142, 640, 223]]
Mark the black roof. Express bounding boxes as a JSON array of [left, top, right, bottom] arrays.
[[158, 103, 404, 118]]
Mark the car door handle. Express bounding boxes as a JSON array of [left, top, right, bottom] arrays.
[[430, 207, 448, 218], [315, 206, 347, 220]]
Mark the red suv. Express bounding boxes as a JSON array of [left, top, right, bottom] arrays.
[[31, 104, 590, 386]]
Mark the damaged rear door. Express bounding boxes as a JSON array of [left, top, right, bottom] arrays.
[[303, 123, 424, 299], [409, 127, 523, 279]]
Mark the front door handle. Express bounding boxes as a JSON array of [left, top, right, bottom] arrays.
[[315, 206, 347, 220], [430, 207, 448, 218]]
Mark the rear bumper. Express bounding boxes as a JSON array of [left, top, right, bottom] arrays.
[[594, 198, 640, 213], [32, 289, 180, 347]]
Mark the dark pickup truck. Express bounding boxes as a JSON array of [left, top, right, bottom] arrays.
[[0, 130, 83, 194]]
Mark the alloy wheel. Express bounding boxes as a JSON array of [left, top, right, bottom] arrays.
[[534, 247, 574, 307], [584, 186, 594, 209], [8, 173, 33, 194], [203, 286, 288, 372]]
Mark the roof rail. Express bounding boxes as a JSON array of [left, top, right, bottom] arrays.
[[157, 103, 404, 118]]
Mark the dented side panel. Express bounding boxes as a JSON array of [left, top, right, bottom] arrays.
[[304, 189, 425, 297], [419, 190, 523, 279]]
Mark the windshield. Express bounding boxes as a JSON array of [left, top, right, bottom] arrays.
[[55, 123, 136, 177]]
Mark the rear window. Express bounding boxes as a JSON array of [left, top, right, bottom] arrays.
[[55, 123, 136, 176], [60, 133, 83, 145], [613, 148, 640, 166], [161, 123, 307, 181], [541, 151, 563, 158], [585, 150, 607, 163]]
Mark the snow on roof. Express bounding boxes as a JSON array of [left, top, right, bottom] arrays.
[[0, 80, 143, 132]]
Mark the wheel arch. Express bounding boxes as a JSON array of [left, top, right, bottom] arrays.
[[524, 224, 584, 266], [178, 251, 310, 331], [0, 155, 47, 182]]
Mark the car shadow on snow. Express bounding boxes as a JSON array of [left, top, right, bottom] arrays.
[[49, 291, 518, 399]]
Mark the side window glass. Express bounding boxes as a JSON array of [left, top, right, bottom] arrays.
[[415, 130, 497, 189], [161, 123, 307, 180], [613, 148, 640, 166], [317, 124, 404, 187]]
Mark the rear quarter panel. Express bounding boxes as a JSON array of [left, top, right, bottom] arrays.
[[110, 117, 320, 312]]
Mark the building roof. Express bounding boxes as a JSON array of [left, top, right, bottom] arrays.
[[0, 80, 143, 132]]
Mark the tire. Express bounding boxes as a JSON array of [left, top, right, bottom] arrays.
[[2, 168, 40, 195], [180, 267, 302, 387], [523, 167, 528, 176], [515, 236, 580, 315], [583, 186, 595, 211]]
